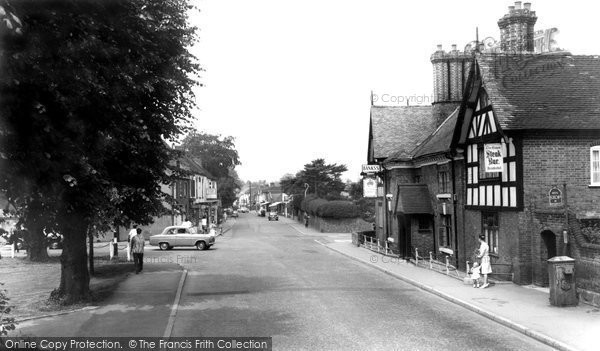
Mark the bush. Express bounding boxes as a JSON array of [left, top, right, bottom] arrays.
[[307, 198, 328, 215], [318, 200, 360, 219]]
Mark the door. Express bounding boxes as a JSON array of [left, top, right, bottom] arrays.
[[397, 214, 410, 258]]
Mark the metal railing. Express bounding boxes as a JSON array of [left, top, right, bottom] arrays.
[[414, 247, 464, 279], [354, 233, 399, 257]]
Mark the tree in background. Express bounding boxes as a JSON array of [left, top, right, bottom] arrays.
[[0, 0, 198, 302], [282, 159, 347, 200], [180, 131, 242, 208]]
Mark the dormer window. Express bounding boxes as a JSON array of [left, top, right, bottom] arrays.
[[591, 146, 600, 186]]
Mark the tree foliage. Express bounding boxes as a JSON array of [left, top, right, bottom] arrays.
[[0, 0, 199, 302], [282, 159, 347, 201], [180, 131, 242, 207]]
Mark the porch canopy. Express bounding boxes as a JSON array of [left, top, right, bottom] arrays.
[[395, 184, 433, 214], [268, 202, 281, 208]]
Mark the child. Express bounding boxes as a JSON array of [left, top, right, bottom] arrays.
[[470, 261, 481, 288]]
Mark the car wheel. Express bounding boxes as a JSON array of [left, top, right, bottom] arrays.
[[196, 241, 207, 250], [159, 242, 169, 250]]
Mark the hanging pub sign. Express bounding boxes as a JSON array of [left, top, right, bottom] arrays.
[[363, 177, 378, 198], [484, 143, 504, 173], [548, 187, 563, 206]]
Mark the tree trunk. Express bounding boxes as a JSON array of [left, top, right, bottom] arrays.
[[25, 220, 49, 262], [88, 230, 94, 276], [55, 215, 90, 304]]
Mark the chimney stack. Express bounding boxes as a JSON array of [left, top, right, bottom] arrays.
[[498, 1, 537, 52]]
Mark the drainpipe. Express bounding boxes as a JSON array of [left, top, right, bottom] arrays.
[[446, 151, 460, 269]]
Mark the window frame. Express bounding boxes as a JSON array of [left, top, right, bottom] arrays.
[[439, 214, 452, 248], [591, 146, 600, 186], [481, 211, 499, 256]]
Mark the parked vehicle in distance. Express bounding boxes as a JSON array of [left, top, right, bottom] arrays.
[[231, 210, 239, 218], [268, 211, 279, 221], [149, 225, 215, 251], [239, 207, 249, 213], [46, 232, 63, 249]]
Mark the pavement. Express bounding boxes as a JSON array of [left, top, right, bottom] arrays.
[[6, 217, 600, 351], [279, 216, 600, 351]]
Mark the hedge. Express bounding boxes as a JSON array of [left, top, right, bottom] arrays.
[[300, 194, 317, 212], [317, 200, 360, 219], [306, 198, 328, 215]]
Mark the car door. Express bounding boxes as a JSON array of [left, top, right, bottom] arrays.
[[163, 228, 177, 246]]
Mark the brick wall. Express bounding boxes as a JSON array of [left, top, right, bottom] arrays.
[[521, 134, 600, 290], [522, 135, 600, 217]]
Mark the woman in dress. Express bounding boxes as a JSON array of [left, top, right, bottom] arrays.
[[477, 234, 492, 288]]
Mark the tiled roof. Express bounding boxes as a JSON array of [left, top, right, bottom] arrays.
[[370, 106, 436, 161], [395, 184, 433, 215], [181, 156, 215, 179], [478, 53, 600, 130], [412, 107, 460, 158]]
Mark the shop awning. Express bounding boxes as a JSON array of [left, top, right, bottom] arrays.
[[268, 202, 282, 208], [395, 184, 433, 215]]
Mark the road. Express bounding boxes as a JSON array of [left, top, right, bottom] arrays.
[[14, 213, 554, 350], [165, 213, 553, 351]]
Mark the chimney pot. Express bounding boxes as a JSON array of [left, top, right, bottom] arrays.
[[437, 44, 443, 51], [508, 5, 515, 11], [514, 1, 522, 9], [451, 44, 457, 51], [523, 2, 531, 10]]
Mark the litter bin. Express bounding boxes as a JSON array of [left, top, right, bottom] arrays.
[[547, 256, 578, 307]]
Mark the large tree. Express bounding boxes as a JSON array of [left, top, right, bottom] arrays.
[[0, 0, 198, 302], [282, 159, 348, 200], [180, 131, 242, 208]]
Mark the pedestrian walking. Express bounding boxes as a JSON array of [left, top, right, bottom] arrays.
[[304, 213, 310, 228], [131, 228, 145, 274], [470, 261, 481, 288], [127, 224, 138, 261], [477, 234, 492, 288]]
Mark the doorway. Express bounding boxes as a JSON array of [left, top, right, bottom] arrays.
[[397, 214, 411, 258], [540, 230, 557, 286]]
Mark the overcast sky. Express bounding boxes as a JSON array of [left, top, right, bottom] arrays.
[[188, 0, 600, 183]]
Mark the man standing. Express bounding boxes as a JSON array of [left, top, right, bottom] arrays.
[[127, 224, 138, 261], [131, 228, 145, 274]]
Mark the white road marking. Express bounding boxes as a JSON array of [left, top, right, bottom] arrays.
[[163, 269, 188, 338]]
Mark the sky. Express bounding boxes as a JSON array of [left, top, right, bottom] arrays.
[[188, 0, 600, 183]]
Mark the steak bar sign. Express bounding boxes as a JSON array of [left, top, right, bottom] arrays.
[[484, 143, 504, 173]]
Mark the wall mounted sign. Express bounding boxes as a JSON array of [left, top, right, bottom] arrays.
[[549, 187, 563, 206], [484, 143, 504, 173], [362, 164, 381, 173]]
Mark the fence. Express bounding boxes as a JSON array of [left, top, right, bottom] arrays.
[[413, 247, 465, 279], [352, 232, 399, 258]]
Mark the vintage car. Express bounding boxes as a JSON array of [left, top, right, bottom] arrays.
[[268, 211, 279, 221], [149, 225, 215, 251]]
